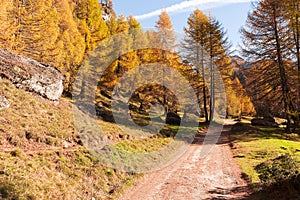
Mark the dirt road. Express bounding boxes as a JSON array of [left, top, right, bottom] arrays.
[[119, 122, 249, 200]]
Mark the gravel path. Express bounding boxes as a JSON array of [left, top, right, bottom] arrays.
[[119, 122, 249, 200]]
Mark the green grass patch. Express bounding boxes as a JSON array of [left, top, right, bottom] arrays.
[[230, 123, 300, 184]]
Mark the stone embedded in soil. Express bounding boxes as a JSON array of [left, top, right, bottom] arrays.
[[0, 49, 64, 100]]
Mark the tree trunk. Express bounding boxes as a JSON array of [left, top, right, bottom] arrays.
[[199, 46, 209, 123], [209, 57, 214, 122], [209, 31, 214, 122], [295, 7, 300, 126], [273, 6, 291, 133]]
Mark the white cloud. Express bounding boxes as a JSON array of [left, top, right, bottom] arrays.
[[135, 0, 252, 20]]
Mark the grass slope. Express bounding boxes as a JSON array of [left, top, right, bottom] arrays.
[[230, 122, 300, 199], [0, 78, 170, 199]]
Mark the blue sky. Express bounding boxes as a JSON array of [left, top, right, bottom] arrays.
[[112, 0, 253, 52]]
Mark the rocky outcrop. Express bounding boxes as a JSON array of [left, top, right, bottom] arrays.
[[0, 49, 64, 100]]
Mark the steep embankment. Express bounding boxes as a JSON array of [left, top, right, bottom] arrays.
[[0, 78, 138, 199]]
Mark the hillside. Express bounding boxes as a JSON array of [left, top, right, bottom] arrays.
[[0, 77, 138, 199]]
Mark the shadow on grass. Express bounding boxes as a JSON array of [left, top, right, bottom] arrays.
[[203, 179, 300, 200], [229, 123, 300, 200], [0, 182, 21, 199], [75, 101, 207, 140], [243, 180, 300, 200], [230, 123, 300, 144]]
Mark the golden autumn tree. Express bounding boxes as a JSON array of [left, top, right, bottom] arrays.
[[0, 0, 20, 50], [283, 0, 300, 124], [205, 16, 231, 121], [181, 9, 210, 122], [53, 0, 86, 93], [15, 0, 61, 64], [241, 0, 296, 132], [75, 0, 109, 54], [182, 9, 232, 122], [0, 0, 117, 95], [154, 11, 177, 112], [155, 10, 176, 52]]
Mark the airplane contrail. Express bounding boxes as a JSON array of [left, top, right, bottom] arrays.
[[135, 0, 252, 20]]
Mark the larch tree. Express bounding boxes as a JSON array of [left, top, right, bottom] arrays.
[[181, 9, 230, 122], [128, 15, 147, 52], [0, 0, 19, 50], [127, 15, 146, 87], [75, 0, 109, 54], [241, 0, 294, 132], [283, 0, 300, 124], [53, 0, 86, 93], [75, 0, 110, 98], [155, 10, 176, 52], [17, 0, 61, 64], [181, 9, 210, 122], [154, 11, 177, 112], [0, 0, 118, 97], [98, 15, 133, 91], [206, 16, 231, 121], [115, 15, 138, 78]]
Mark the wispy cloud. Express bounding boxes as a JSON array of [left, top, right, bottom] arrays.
[[135, 0, 252, 20]]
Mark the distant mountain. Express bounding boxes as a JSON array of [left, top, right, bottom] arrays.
[[230, 55, 251, 86], [231, 55, 252, 69]]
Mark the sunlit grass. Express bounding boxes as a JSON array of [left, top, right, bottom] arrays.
[[0, 78, 139, 199], [115, 138, 172, 153], [231, 123, 300, 183], [0, 77, 206, 199]]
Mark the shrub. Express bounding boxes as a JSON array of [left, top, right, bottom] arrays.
[[254, 154, 299, 186]]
